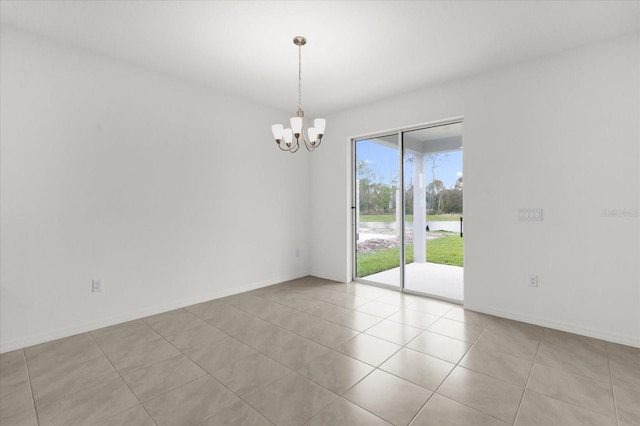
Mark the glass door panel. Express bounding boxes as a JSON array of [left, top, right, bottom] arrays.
[[354, 135, 401, 288], [403, 124, 464, 301]]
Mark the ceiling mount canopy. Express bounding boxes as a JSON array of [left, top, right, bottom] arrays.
[[271, 36, 325, 153]]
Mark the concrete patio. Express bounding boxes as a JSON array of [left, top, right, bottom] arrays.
[[361, 262, 463, 303]]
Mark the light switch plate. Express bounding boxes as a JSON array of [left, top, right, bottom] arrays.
[[518, 208, 543, 221]]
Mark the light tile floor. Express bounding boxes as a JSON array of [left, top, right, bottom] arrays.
[[1, 277, 638, 426]]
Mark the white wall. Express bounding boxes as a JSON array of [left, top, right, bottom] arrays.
[[0, 28, 311, 353], [310, 34, 640, 347]]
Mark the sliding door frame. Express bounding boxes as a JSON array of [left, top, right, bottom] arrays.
[[351, 116, 464, 297], [351, 131, 402, 291]]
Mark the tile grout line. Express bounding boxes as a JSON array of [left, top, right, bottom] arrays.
[[17, 280, 628, 426], [219, 294, 381, 366], [338, 303, 462, 426], [382, 308, 542, 421], [210, 300, 381, 402], [255, 285, 389, 331], [605, 344, 621, 426], [145, 304, 344, 425], [227, 288, 371, 336], [207, 302, 357, 367], [274, 281, 460, 335], [87, 331, 158, 425], [20, 334, 140, 424], [193, 371, 283, 426], [404, 323, 507, 426], [254, 284, 464, 356], [232, 285, 450, 425], [437, 321, 542, 425], [132, 319, 278, 425], [136, 317, 284, 424], [21, 348, 41, 426], [95, 320, 196, 374], [514, 331, 621, 423], [299, 396, 389, 426], [511, 326, 545, 425], [18, 282, 495, 426]]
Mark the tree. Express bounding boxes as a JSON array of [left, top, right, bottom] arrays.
[[404, 184, 414, 214], [440, 189, 463, 213], [426, 180, 444, 194], [357, 159, 398, 215], [455, 176, 463, 190], [426, 179, 445, 213], [426, 153, 449, 214]]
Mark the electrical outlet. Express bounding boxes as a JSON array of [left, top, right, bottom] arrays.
[[529, 275, 538, 288], [92, 279, 103, 293]]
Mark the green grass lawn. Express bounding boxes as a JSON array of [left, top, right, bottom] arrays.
[[359, 214, 462, 222], [356, 234, 463, 277]]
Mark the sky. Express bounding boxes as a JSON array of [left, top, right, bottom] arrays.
[[356, 140, 463, 189]]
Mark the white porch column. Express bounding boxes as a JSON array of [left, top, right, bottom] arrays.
[[413, 154, 426, 263]]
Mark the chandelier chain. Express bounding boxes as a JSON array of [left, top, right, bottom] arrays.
[[298, 43, 302, 110]]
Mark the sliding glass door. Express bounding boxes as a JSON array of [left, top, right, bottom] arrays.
[[403, 125, 464, 301], [353, 120, 464, 302], [353, 134, 401, 288]]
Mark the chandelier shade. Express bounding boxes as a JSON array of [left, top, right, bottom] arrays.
[[271, 36, 325, 153]]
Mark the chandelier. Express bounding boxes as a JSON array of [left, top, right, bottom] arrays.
[[271, 36, 325, 153]]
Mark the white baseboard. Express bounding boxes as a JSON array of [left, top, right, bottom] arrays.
[[464, 302, 640, 349], [0, 271, 309, 354], [9, 274, 635, 352], [309, 270, 348, 283]]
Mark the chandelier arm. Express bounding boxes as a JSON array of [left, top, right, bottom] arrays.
[[300, 128, 316, 151], [298, 126, 321, 151], [304, 137, 316, 151], [276, 141, 293, 152], [276, 136, 300, 152], [290, 140, 300, 153]]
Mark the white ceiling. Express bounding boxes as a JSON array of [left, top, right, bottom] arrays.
[[1, 1, 638, 116]]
